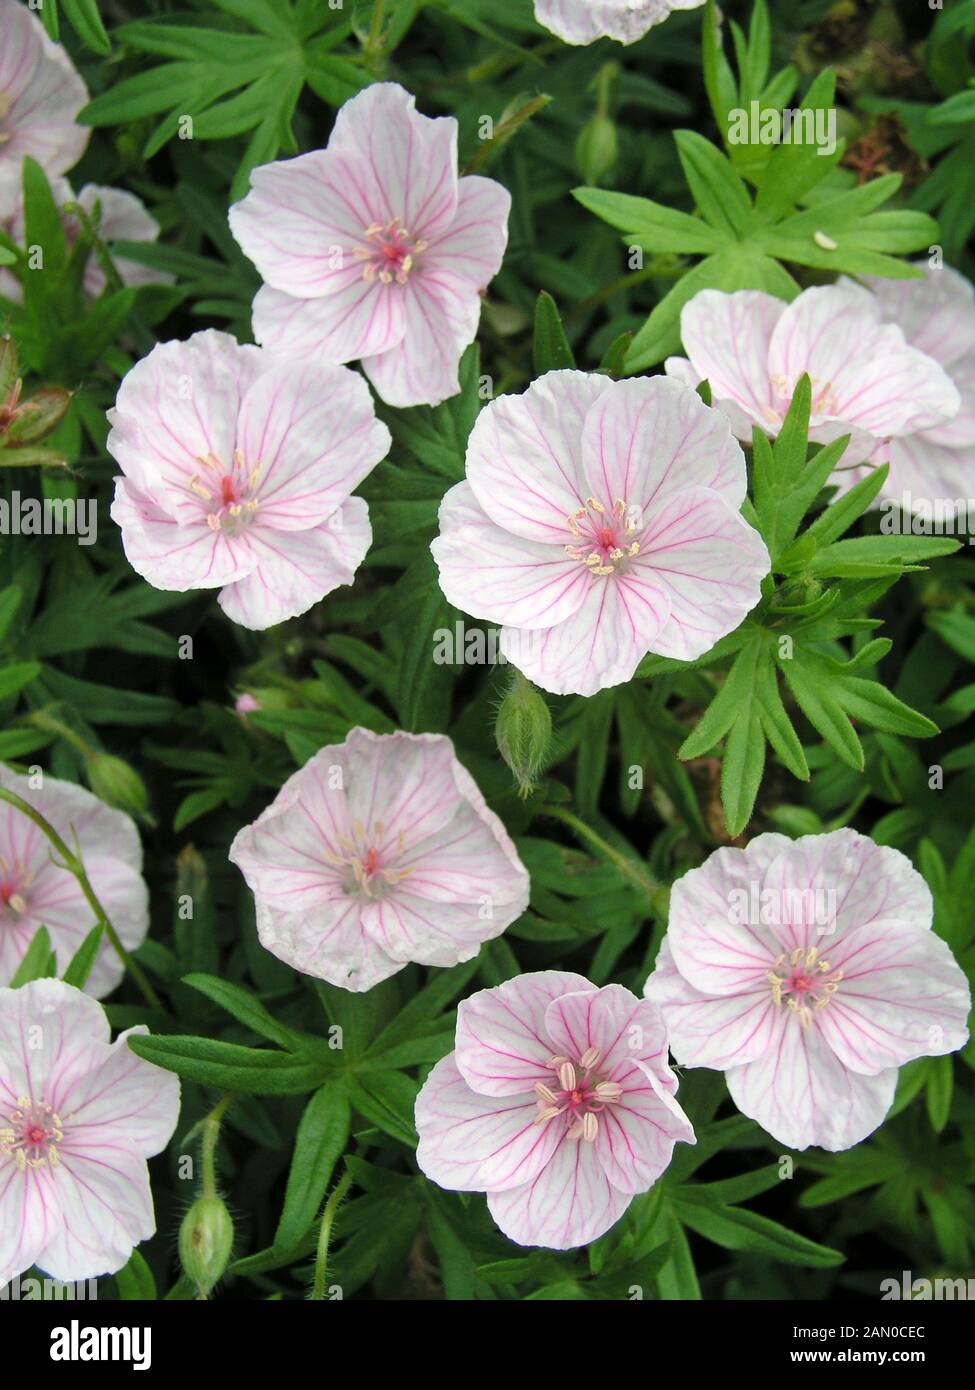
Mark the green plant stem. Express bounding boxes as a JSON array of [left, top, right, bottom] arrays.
[[310, 1170, 353, 1301], [201, 1093, 234, 1200], [542, 803, 664, 910], [0, 784, 165, 1012]]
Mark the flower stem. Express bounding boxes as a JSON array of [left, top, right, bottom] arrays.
[[0, 785, 165, 1012], [541, 804, 664, 911], [201, 1093, 234, 1200], [310, 1170, 353, 1302]]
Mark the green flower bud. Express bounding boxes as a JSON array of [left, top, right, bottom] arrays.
[[575, 114, 618, 185], [179, 1195, 234, 1298], [85, 753, 151, 823], [5, 385, 73, 445], [495, 670, 552, 799], [0, 337, 18, 398]]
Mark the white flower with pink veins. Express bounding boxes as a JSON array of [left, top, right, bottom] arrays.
[[0, 0, 89, 179], [0, 978, 180, 1287], [534, 0, 705, 46]]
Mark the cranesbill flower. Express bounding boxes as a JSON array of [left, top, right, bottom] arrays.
[[108, 329, 390, 630], [534, 0, 705, 46], [0, 978, 180, 1287], [841, 264, 975, 511], [0, 173, 171, 303], [0, 765, 148, 999], [645, 829, 971, 1152], [431, 371, 770, 696], [229, 728, 530, 993], [415, 972, 695, 1248], [228, 82, 510, 408], [665, 284, 961, 470], [0, 0, 89, 179]]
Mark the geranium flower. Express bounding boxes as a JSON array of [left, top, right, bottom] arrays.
[[430, 371, 770, 696], [415, 972, 695, 1248], [108, 329, 390, 630], [0, 172, 171, 303], [665, 284, 961, 471], [0, 0, 89, 179], [0, 978, 179, 1287], [0, 765, 148, 999], [229, 728, 530, 993], [841, 263, 975, 511], [534, 0, 705, 46], [645, 829, 971, 1152], [228, 82, 510, 408]]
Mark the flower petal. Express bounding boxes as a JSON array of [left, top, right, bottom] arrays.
[[487, 1137, 632, 1248], [455, 971, 595, 1097]]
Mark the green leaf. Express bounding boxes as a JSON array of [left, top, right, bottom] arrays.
[[127, 1035, 329, 1094], [674, 1193, 844, 1267], [114, 1250, 157, 1301], [0, 661, 41, 700], [532, 291, 576, 374], [349, 1071, 419, 1146], [272, 1082, 351, 1254], [62, 0, 111, 53], [62, 924, 104, 990], [779, 650, 864, 770], [183, 974, 303, 1050], [720, 700, 765, 836], [572, 187, 724, 255], [376, 343, 481, 480], [673, 130, 753, 237], [926, 1055, 953, 1134], [10, 926, 56, 986]]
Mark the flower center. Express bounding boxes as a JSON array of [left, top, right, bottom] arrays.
[[532, 1048, 624, 1142], [767, 946, 844, 1028], [0, 1096, 63, 1171], [0, 855, 32, 920], [764, 374, 839, 425], [353, 218, 427, 286], [563, 496, 640, 576], [188, 448, 261, 534], [322, 819, 415, 899]]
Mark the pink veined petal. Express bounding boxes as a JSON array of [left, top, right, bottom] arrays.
[[920, 350, 975, 448], [768, 284, 961, 437], [645, 938, 781, 1070], [543, 984, 671, 1084], [487, 1136, 632, 1248], [499, 567, 672, 697], [0, 0, 89, 176], [431, 482, 592, 630], [0, 979, 110, 1112], [107, 330, 265, 523], [360, 268, 482, 408], [811, 919, 970, 1075], [581, 375, 749, 514], [228, 148, 377, 296], [422, 174, 510, 289], [0, 765, 142, 871], [675, 289, 786, 428], [726, 1005, 898, 1151], [454, 971, 596, 1097], [327, 83, 459, 242], [0, 1162, 61, 1288], [111, 477, 258, 592], [534, 0, 700, 46], [362, 888, 512, 968], [630, 485, 770, 662], [887, 430, 975, 510], [254, 896, 403, 993], [465, 371, 612, 542], [252, 278, 406, 365], [415, 1054, 563, 1193], [852, 263, 975, 367], [62, 1027, 180, 1159], [343, 729, 482, 853], [235, 361, 390, 530], [665, 838, 793, 997], [216, 495, 372, 629], [758, 827, 932, 957], [75, 184, 172, 297], [32, 1150, 156, 1284], [594, 1066, 695, 1195]]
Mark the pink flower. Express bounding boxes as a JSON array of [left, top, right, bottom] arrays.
[[229, 728, 530, 993], [234, 692, 261, 715], [645, 829, 971, 1152], [0, 978, 179, 1286], [108, 329, 390, 630], [0, 173, 171, 304], [228, 82, 510, 408], [430, 371, 770, 696], [0, 765, 148, 999], [415, 972, 695, 1248], [0, 0, 89, 179], [535, 0, 705, 46], [665, 285, 961, 471], [840, 264, 975, 512]]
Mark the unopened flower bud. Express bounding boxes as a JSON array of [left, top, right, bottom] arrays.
[[85, 753, 151, 823], [575, 113, 618, 185], [179, 1195, 234, 1298], [495, 670, 552, 799]]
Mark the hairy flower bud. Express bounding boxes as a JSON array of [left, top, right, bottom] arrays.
[[179, 1195, 234, 1298], [575, 113, 618, 185], [495, 670, 552, 799]]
